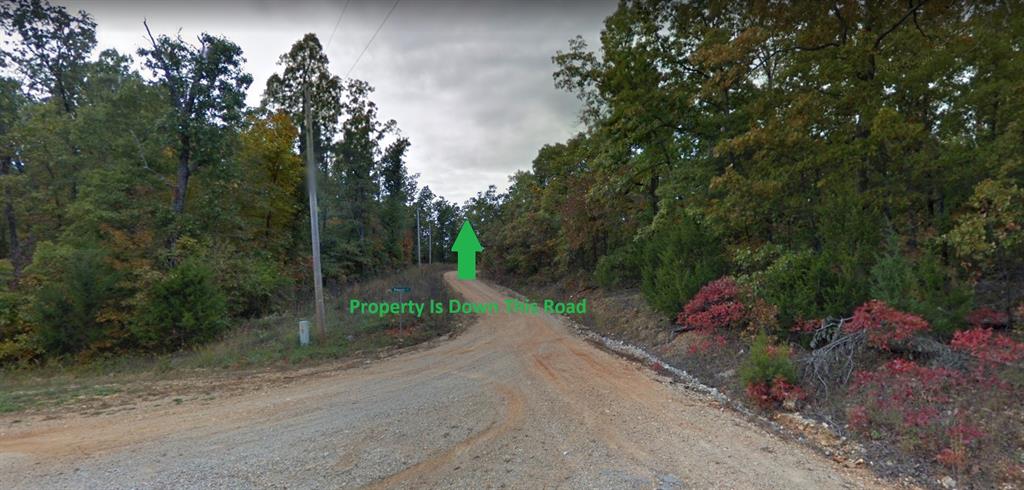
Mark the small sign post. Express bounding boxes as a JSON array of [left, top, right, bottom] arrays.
[[391, 286, 411, 335], [298, 320, 310, 346]]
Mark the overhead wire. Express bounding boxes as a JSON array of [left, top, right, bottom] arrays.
[[326, 0, 352, 47], [345, 0, 401, 78]]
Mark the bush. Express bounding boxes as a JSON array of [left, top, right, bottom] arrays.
[[740, 332, 803, 409], [640, 213, 727, 316], [965, 307, 1010, 329], [843, 300, 930, 350], [31, 247, 125, 357], [133, 259, 228, 352], [222, 256, 292, 318], [676, 277, 745, 330], [740, 332, 798, 385], [848, 360, 970, 458], [847, 329, 1024, 484], [951, 328, 1024, 374], [594, 241, 642, 288], [869, 242, 973, 336], [746, 377, 806, 410], [0, 291, 38, 365], [186, 242, 294, 319], [737, 248, 830, 327], [846, 356, 1024, 482]]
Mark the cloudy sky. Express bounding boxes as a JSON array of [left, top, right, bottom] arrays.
[[60, 0, 615, 204]]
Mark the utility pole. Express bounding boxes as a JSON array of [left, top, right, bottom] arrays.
[[416, 206, 421, 266], [304, 86, 327, 339], [428, 224, 432, 264]]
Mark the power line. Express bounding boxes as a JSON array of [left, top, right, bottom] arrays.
[[326, 0, 352, 47], [345, 0, 400, 78]]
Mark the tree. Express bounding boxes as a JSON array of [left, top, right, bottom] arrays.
[[463, 185, 504, 233], [432, 197, 460, 263], [0, 0, 96, 114], [236, 112, 304, 257], [0, 3, 454, 364], [471, 0, 1024, 329], [0, 78, 26, 285], [948, 179, 1024, 327], [379, 137, 412, 263], [138, 22, 252, 222], [332, 79, 395, 243], [262, 33, 344, 167]]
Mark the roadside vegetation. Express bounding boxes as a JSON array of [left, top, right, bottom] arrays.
[[1, 265, 457, 414], [0, 1, 465, 369], [470, 2, 1024, 488]]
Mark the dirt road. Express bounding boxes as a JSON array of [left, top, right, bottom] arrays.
[[0, 273, 884, 489]]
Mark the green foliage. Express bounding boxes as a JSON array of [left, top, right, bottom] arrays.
[[0, 0, 97, 113], [0, 289, 37, 364], [640, 214, 727, 316], [737, 248, 821, 326], [262, 32, 344, 162], [469, 2, 1024, 347], [30, 246, 124, 357], [235, 112, 304, 258], [133, 259, 228, 352], [737, 245, 879, 328], [219, 255, 293, 319], [869, 240, 973, 336], [739, 332, 798, 387], [470, 1, 1024, 346], [947, 178, 1024, 318], [594, 241, 642, 289], [0, 6, 451, 365]]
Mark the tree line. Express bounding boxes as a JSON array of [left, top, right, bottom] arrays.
[[0, 0, 462, 362], [475, 0, 1024, 335]]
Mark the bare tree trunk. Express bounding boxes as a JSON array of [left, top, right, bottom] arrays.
[[4, 201, 18, 273], [172, 144, 191, 215], [0, 157, 21, 287]]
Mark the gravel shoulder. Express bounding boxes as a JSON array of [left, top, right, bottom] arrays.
[[0, 272, 889, 489]]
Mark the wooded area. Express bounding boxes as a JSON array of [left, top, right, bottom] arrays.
[[477, 0, 1023, 333], [0, 0, 462, 362]]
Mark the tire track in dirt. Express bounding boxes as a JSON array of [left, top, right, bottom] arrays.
[[366, 382, 526, 489]]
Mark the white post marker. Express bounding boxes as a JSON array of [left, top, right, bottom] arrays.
[[299, 320, 310, 346], [391, 286, 411, 335]]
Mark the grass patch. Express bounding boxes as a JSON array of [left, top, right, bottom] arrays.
[[0, 384, 123, 413]]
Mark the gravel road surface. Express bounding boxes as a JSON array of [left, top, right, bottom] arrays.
[[0, 272, 885, 489]]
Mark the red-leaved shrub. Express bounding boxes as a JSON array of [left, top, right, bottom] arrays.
[[848, 359, 970, 459], [676, 277, 746, 330], [951, 328, 1024, 365], [747, 376, 806, 410], [847, 355, 1023, 480], [790, 318, 820, 333], [966, 307, 1010, 329], [687, 333, 727, 354], [843, 300, 930, 350]]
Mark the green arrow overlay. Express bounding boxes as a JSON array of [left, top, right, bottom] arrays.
[[451, 220, 482, 280]]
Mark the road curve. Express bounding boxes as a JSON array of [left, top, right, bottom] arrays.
[[0, 272, 884, 489]]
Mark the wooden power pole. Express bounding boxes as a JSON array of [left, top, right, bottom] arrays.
[[416, 206, 421, 266], [303, 86, 327, 338]]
